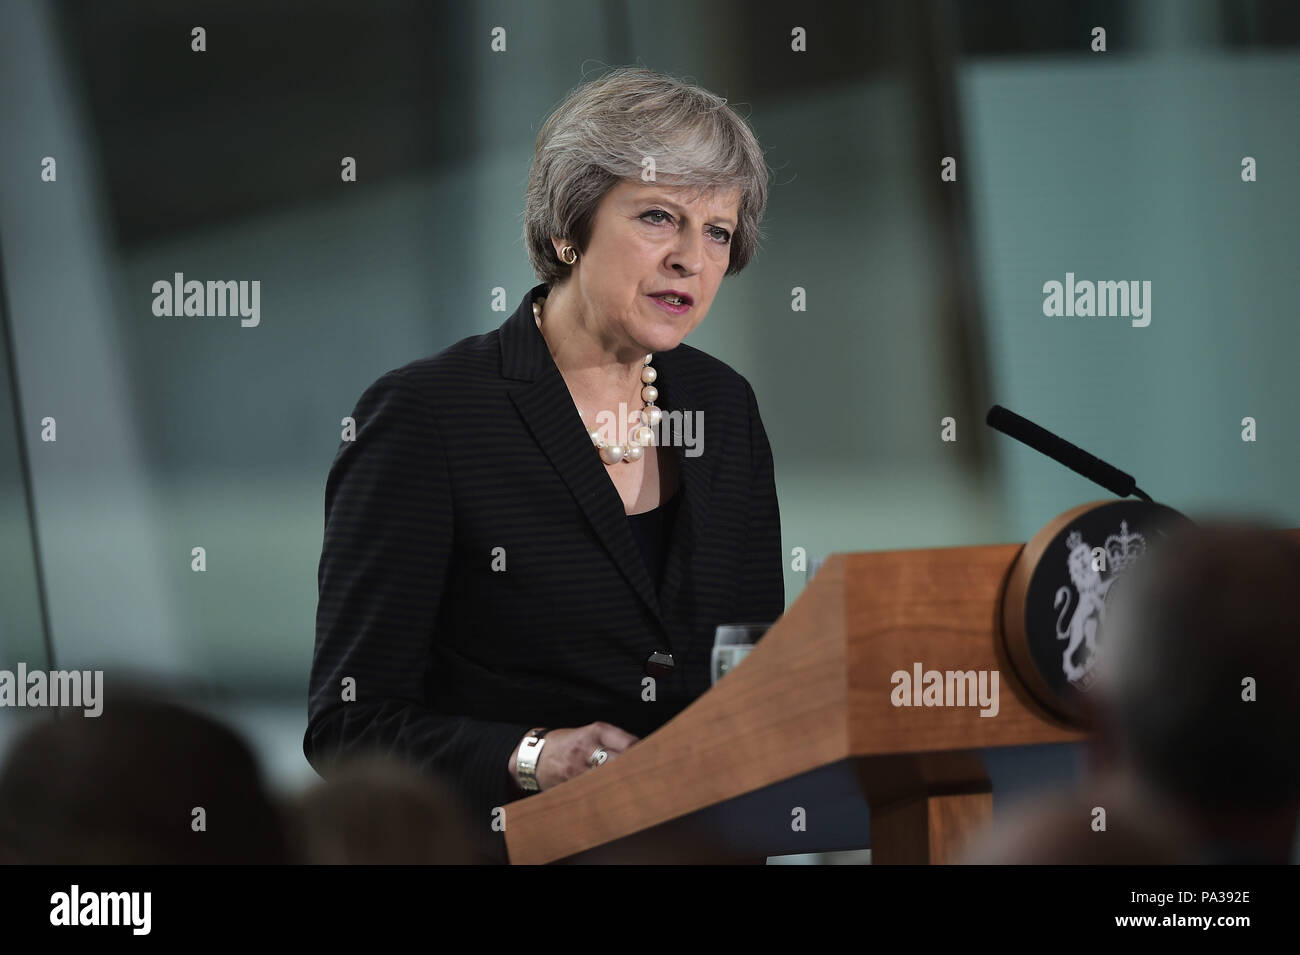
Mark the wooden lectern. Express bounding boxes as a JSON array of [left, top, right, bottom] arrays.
[[503, 543, 1088, 865]]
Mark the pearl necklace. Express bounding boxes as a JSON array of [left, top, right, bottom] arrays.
[[533, 295, 663, 465]]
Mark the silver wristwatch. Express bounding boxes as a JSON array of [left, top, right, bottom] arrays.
[[516, 728, 549, 792]]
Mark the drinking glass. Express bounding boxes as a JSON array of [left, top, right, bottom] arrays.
[[711, 622, 771, 685]]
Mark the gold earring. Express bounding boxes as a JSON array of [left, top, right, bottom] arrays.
[[560, 245, 577, 265]]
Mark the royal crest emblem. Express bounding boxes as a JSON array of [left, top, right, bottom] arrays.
[[1003, 501, 1191, 725], [1053, 520, 1146, 690]]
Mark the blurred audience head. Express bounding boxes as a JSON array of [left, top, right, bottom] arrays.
[[0, 686, 287, 863], [961, 777, 1196, 864], [289, 754, 479, 864], [1092, 519, 1300, 863]]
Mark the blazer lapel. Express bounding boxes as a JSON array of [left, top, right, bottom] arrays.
[[653, 349, 715, 624], [500, 285, 716, 644], [503, 285, 662, 626]]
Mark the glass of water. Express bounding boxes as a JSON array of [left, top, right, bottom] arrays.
[[711, 622, 771, 685]]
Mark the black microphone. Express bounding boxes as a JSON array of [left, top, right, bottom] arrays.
[[985, 405, 1152, 502]]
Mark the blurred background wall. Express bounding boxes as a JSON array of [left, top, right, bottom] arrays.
[[2, 0, 1297, 855]]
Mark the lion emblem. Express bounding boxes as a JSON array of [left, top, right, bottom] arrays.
[[1053, 522, 1145, 690]]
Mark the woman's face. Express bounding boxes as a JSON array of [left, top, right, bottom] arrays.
[[555, 179, 740, 358]]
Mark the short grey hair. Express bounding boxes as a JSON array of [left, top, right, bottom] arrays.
[[523, 66, 771, 287]]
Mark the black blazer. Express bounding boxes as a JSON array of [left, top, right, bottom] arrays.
[[303, 282, 784, 860]]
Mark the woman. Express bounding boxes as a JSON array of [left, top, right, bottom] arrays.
[[304, 66, 784, 863]]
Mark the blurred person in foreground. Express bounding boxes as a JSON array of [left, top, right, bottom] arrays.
[[961, 775, 1197, 864], [0, 693, 287, 864], [966, 520, 1300, 864], [288, 754, 479, 864], [304, 65, 784, 864]]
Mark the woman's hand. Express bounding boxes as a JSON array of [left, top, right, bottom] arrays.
[[508, 722, 640, 792]]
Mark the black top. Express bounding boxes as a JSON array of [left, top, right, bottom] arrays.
[[627, 490, 683, 592], [305, 282, 785, 863]]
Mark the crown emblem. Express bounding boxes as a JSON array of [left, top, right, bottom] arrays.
[[1104, 520, 1146, 574]]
